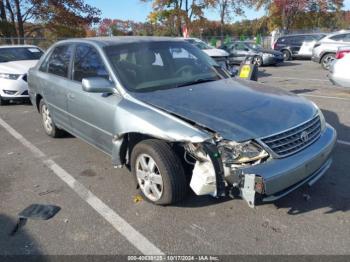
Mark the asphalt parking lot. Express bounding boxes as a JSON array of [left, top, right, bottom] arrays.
[[0, 60, 349, 256]]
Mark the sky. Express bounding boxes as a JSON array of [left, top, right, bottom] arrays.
[[85, 0, 350, 23]]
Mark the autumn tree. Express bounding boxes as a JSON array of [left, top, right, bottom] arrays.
[[0, 0, 101, 43], [211, 0, 251, 41], [142, 0, 215, 36]]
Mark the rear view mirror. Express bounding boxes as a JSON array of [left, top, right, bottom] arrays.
[[82, 77, 115, 93]]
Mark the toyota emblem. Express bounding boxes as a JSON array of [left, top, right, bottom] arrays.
[[301, 131, 309, 143]]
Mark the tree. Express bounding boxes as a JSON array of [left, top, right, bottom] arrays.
[[0, 0, 101, 42], [211, 0, 250, 41], [142, 0, 215, 36]]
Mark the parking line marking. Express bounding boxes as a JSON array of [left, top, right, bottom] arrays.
[[338, 140, 350, 146], [301, 94, 350, 101], [269, 76, 329, 82], [0, 117, 164, 256]]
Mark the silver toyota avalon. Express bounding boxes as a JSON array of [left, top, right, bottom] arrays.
[[28, 37, 337, 207]]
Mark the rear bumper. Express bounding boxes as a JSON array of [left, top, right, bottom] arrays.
[[263, 56, 284, 65], [226, 124, 337, 199]]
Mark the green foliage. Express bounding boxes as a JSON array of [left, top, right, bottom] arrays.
[[224, 35, 231, 44], [210, 37, 217, 47], [256, 34, 262, 44]]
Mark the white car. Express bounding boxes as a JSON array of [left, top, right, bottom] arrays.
[[0, 45, 43, 105], [182, 38, 230, 69], [312, 30, 350, 70], [329, 46, 350, 88]]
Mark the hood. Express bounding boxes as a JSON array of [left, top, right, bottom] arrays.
[[132, 79, 317, 142], [0, 60, 38, 74], [203, 48, 229, 57]]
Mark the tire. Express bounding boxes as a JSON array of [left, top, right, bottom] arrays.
[[282, 50, 291, 61], [131, 139, 187, 205], [39, 99, 64, 138], [253, 56, 263, 66], [321, 53, 335, 70]]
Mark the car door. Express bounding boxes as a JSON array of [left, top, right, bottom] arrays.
[[66, 44, 120, 155], [231, 43, 249, 63], [290, 36, 305, 55], [41, 44, 74, 131]]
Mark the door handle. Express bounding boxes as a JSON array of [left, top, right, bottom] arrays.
[[67, 93, 75, 100]]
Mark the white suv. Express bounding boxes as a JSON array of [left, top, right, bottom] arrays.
[[312, 30, 350, 70], [0, 45, 43, 105]]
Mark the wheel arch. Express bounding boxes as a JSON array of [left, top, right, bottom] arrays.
[[35, 93, 43, 112]]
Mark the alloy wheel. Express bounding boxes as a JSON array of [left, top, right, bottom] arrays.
[[41, 104, 53, 134], [135, 153, 163, 202]]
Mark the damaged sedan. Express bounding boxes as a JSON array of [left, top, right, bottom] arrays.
[[28, 37, 337, 207]]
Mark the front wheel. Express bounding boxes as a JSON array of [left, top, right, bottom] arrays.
[[131, 139, 187, 205], [40, 100, 64, 138], [321, 53, 335, 70], [253, 56, 263, 66]]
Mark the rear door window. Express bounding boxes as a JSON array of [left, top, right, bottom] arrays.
[[73, 44, 109, 82], [47, 45, 73, 78]]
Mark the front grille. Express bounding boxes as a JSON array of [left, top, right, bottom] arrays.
[[261, 115, 322, 157]]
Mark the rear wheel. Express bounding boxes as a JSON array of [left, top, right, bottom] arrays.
[[282, 50, 291, 61], [321, 53, 335, 70], [131, 139, 187, 205], [40, 100, 64, 138]]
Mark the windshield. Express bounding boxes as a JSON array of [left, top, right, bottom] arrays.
[[0, 47, 43, 62], [105, 41, 229, 93], [185, 39, 212, 50]]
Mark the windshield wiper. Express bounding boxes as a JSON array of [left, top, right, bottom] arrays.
[[176, 77, 218, 88]]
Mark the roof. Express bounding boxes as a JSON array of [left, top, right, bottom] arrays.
[[56, 36, 184, 47], [0, 44, 39, 49], [278, 33, 327, 38]]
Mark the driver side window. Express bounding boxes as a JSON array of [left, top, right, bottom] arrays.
[[73, 44, 109, 82]]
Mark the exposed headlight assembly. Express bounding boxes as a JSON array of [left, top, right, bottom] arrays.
[[218, 141, 269, 165], [0, 73, 20, 80]]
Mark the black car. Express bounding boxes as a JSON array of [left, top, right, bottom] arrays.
[[274, 33, 326, 61], [221, 41, 284, 66]]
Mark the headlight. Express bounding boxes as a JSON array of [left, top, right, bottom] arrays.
[[218, 141, 269, 165], [0, 73, 20, 80], [318, 108, 326, 131], [312, 102, 326, 131], [263, 53, 274, 57]]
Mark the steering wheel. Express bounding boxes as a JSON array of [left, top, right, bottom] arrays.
[[175, 65, 193, 77]]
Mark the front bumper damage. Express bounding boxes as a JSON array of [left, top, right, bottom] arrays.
[[185, 124, 337, 208]]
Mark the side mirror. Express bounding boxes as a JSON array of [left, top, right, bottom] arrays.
[[82, 77, 115, 93]]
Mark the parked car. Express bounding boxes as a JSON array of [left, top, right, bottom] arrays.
[[329, 46, 350, 88], [28, 37, 336, 207], [182, 37, 230, 69], [221, 41, 284, 66], [0, 45, 43, 105], [274, 33, 326, 61], [312, 30, 350, 70]]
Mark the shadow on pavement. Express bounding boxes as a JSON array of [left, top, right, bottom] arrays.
[[273, 109, 350, 215], [0, 214, 46, 260], [289, 88, 317, 94], [276, 61, 301, 67]]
